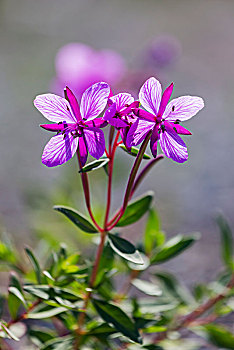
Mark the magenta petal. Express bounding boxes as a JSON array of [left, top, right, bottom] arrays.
[[164, 96, 204, 122], [34, 94, 76, 123], [132, 108, 155, 122], [139, 77, 162, 115], [126, 119, 154, 148], [165, 121, 192, 135], [103, 103, 117, 121], [157, 82, 174, 117], [64, 87, 82, 121], [40, 123, 74, 132], [119, 101, 140, 116], [159, 124, 188, 163], [42, 133, 78, 167], [78, 136, 88, 167], [83, 127, 105, 159], [150, 125, 159, 157], [80, 82, 110, 121], [86, 117, 108, 128], [110, 93, 134, 113]]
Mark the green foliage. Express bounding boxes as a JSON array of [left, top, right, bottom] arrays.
[[108, 233, 144, 264], [216, 214, 234, 271], [118, 144, 151, 159], [1, 197, 233, 349], [150, 233, 200, 264], [53, 206, 98, 233], [144, 208, 165, 254], [116, 192, 153, 227], [92, 299, 142, 343], [79, 157, 110, 173], [204, 324, 234, 349]]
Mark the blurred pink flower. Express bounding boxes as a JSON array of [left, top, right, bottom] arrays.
[[51, 43, 126, 98]]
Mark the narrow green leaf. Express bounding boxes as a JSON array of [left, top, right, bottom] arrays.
[[108, 234, 144, 265], [145, 208, 165, 254], [8, 287, 26, 307], [216, 214, 234, 271], [0, 323, 19, 341], [204, 324, 234, 349], [150, 233, 200, 264], [119, 144, 151, 159], [25, 247, 41, 283], [53, 206, 98, 233], [79, 157, 110, 173], [29, 328, 55, 347], [116, 192, 154, 227], [41, 336, 74, 350], [131, 279, 162, 296], [154, 271, 195, 305], [24, 285, 82, 303], [27, 306, 68, 319], [93, 299, 142, 344]]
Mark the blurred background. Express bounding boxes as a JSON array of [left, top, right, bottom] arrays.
[[0, 0, 234, 286]]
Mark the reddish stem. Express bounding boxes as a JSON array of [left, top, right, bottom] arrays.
[[77, 151, 103, 232], [104, 131, 120, 229], [107, 131, 152, 230]]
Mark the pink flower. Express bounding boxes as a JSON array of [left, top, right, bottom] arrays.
[[103, 93, 139, 147], [34, 82, 110, 167], [52, 43, 126, 98], [127, 77, 204, 163]]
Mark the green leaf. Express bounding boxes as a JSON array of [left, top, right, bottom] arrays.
[[53, 206, 98, 233], [29, 328, 55, 347], [8, 287, 26, 319], [27, 305, 68, 319], [204, 324, 234, 349], [150, 233, 200, 264], [108, 234, 144, 265], [87, 323, 116, 335], [0, 241, 16, 264], [131, 279, 162, 296], [216, 214, 234, 271], [41, 335, 74, 350], [25, 247, 41, 283], [92, 299, 142, 344], [24, 285, 82, 303], [79, 157, 110, 173], [154, 271, 195, 305], [0, 322, 19, 341], [145, 208, 165, 254], [116, 192, 153, 227], [138, 298, 178, 313], [119, 144, 151, 159]]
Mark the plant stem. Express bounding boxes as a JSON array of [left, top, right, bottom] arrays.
[[77, 151, 103, 232], [7, 299, 41, 327], [75, 231, 107, 346], [107, 131, 152, 230], [104, 131, 120, 229], [129, 154, 164, 198]]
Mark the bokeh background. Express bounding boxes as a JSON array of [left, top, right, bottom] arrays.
[[0, 0, 234, 286]]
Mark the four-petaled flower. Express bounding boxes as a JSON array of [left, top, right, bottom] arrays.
[[34, 82, 110, 167], [126, 77, 204, 163], [103, 93, 139, 147]]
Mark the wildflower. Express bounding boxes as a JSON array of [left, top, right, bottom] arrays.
[[34, 82, 110, 167], [52, 43, 126, 98], [127, 77, 204, 163], [103, 93, 139, 147]]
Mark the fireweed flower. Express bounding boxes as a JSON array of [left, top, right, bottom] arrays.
[[34, 82, 110, 167], [103, 93, 139, 147], [127, 77, 204, 163]]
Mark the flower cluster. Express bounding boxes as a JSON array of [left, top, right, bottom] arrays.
[[34, 77, 204, 167]]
